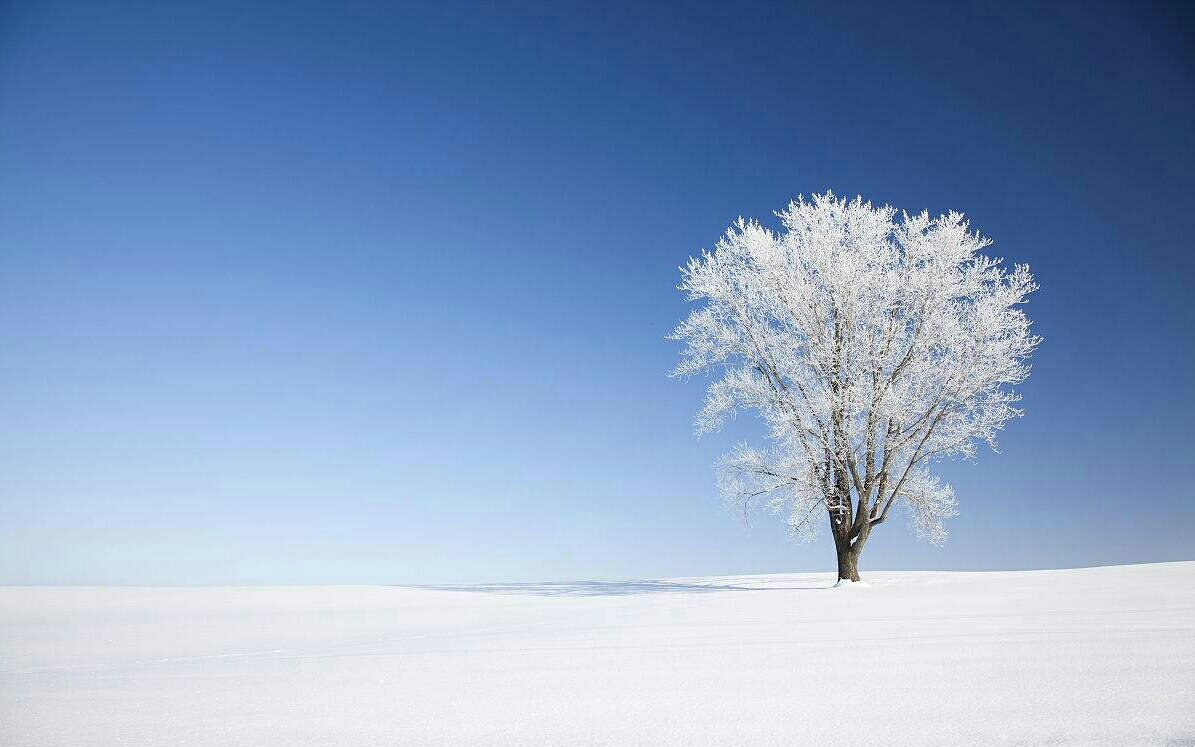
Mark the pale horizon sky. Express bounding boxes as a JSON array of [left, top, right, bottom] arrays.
[[2, 0, 1193, 584]]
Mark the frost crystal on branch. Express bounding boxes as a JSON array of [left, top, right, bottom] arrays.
[[670, 191, 1039, 578]]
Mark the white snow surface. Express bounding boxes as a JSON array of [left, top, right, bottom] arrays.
[[3, 562, 1194, 746]]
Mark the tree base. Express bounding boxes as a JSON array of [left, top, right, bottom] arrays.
[[835, 542, 861, 583]]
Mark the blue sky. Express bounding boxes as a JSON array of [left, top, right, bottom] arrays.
[[2, 0, 1192, 584]]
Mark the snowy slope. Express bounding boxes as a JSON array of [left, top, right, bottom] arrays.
[[2, 562, 1193, 746]]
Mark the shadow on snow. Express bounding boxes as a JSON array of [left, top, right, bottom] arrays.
[[403, 578, 835, 597]]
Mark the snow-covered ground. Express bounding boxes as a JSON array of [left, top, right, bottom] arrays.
[[2, 562, 1193, 746]]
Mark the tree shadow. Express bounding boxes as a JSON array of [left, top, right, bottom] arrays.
[[407, 578, 835, 597]]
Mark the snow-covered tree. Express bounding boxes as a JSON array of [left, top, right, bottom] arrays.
[[670, 192, 1040, 581]]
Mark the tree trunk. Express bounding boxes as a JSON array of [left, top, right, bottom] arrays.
[[834, 535, 860, 583]]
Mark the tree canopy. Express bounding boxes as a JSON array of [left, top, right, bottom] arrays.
[[671, 192, 1040, 579]]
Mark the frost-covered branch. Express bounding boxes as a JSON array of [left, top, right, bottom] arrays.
[[670, 191, 1039, 573]]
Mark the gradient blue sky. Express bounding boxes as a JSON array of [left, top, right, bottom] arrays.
[[2, 1, 1193, 584]]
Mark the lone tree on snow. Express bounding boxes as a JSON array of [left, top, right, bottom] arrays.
[[670, 192, 1039, 582]]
